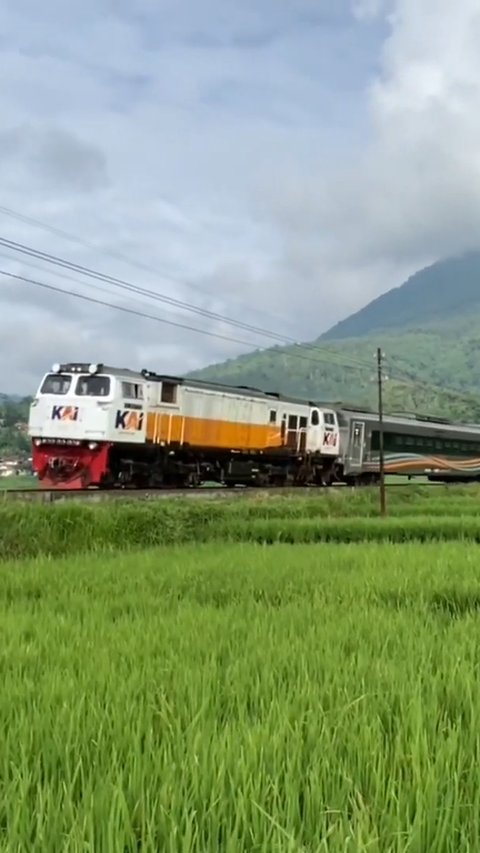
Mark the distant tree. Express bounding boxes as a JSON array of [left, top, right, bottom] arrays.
[[0, 397, 31, 457]]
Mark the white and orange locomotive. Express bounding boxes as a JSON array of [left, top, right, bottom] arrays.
[[28, 362, 341, 488]]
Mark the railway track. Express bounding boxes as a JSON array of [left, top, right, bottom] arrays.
[[2, 485, 348, 503], [1, 481, 446, 503]]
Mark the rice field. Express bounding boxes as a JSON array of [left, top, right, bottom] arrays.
[[2, 542, 480, 850], [0, 474, 36, 490], [2, 484, 480, 560], [3, 488, 480, 849]]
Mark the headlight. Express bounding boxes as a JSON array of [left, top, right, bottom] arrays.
[[51, 363, 61, 374], [88, 363, 98, 375], [34, 438, 42, 446], [88, 441, 98, 450]]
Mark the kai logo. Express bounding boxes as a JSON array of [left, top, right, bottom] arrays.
[[52, 405, 79, 422], [115, 410, 144, 431], [323, 431, 337, 446]]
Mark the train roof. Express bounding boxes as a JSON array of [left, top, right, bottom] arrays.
[[337, 406, 480, 435], [142, 369, 340, 408], [51, 363, 480, 433], [54, 363, 339, 409]]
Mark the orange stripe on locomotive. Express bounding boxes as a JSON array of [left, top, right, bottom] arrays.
[[146, 412, 282, 450]]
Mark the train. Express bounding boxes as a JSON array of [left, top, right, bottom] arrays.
[[27, 361, 480, 489]]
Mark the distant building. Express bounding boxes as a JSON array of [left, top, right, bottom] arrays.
[[0, 461, 18, 477], [0, 456, 33, 477]]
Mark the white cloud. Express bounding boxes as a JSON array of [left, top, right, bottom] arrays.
[[2, 0, 479, 393], [350, 0, 480, 266], [352, 0, 391, 20], [257, 0, 480, 326], [0, 0, 378, 392]]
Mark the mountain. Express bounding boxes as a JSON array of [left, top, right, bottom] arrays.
[[189, 253, 480, 422], [321, 252, 480, 341]]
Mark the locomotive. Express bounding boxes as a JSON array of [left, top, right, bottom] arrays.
[[28, 362, 480, 489]]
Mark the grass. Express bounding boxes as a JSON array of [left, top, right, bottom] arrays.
[[1, 542, 480, 850], [2, 485, 480, 560], [3, 483, 480, 847], [0, 474, 36, 489]]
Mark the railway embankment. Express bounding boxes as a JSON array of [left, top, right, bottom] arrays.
[[2, 485, 480, 561]]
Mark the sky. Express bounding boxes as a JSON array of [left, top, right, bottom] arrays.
[[1, 0, 480, 392]]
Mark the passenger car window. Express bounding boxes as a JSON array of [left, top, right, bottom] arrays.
[[311, 410, 319, 426]]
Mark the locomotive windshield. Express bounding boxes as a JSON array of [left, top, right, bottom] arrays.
[[40, 373, 72, 395], [75, 375, 111, 397]]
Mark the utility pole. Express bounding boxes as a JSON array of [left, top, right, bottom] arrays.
[[376, 347, 386, 517]]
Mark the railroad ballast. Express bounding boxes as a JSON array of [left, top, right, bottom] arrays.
[[27, 362, 480, 489]]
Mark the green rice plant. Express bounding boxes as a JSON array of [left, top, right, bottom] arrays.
[[221, 495, 480, 520], [5, 493, 480, 560], [1, 542, 480, 849], [226, 515, 480, 544]]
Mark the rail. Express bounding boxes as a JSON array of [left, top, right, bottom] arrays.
[[2, 485, 346, 503], [0, 481, 447, 503]]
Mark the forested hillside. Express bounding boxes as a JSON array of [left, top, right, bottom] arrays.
[[190, 253, 480, 422], [321, 252, 480, 341]]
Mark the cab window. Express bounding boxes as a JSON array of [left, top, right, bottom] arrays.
[[122, 382, 144, 400], [40, 374, 71, 395], [75, 375, 111, 397]]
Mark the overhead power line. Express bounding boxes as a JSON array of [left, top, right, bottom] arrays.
[[0, 268, 372, 376], [1, 217, 480, 412], [4, 263, 480, 411], [385, 370, 480, 411], [0, 234, 379, 375], [0, 203, 295, 329], [0, 250, 136, 305], [2, 217, 430, 381]]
